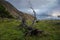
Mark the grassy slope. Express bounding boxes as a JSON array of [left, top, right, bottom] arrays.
[[0, 19, 60, 40]]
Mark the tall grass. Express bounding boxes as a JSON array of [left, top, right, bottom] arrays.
[[0, 19, 60, 40]]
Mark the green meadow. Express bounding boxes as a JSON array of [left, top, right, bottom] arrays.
[[0, 19, 60, 40]]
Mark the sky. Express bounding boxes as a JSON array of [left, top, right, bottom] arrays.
[[6, 0, 60, 20]]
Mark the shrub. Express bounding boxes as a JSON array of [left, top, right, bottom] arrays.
[[0, 5, 13, 18]]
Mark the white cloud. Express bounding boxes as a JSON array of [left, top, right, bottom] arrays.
[[6, 0, 58, 11], [51, 11, 60, 17], [6, 0, 60, 20]]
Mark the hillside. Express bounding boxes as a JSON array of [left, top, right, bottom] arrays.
[[0, 19, 60, 40], [0, 0, 60, 40], [0, 0, 34, 20], [0, 4, 14, 18]]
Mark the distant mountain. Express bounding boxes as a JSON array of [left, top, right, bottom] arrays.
[[0, 0, 34, 20]]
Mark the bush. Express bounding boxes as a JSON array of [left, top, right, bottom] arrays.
[[0, 5, 13, 18]]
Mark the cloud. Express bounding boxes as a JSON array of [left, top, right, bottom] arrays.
[[6, 0, 58, 11], [6, 0, 60, 19]]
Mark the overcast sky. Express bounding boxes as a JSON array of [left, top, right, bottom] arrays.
[[6, 0, 60, 19]]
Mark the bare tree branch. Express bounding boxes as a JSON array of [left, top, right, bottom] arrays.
[[27, 0, 37, 26]]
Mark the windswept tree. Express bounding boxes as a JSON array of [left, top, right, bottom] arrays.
[[18, 0, 37, 28], [27, 0, 37, 26], [18, 0, 43, 37]]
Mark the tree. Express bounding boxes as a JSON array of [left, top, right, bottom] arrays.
[[27, 0, 37, 26], [18, 0, 37, 28], [17, 0, 44, 37]]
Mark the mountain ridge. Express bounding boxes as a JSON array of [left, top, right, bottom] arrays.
[[0, 0, 34, 20]]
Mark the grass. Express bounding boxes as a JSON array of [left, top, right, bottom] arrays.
[[0, 19, 60, 40]]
